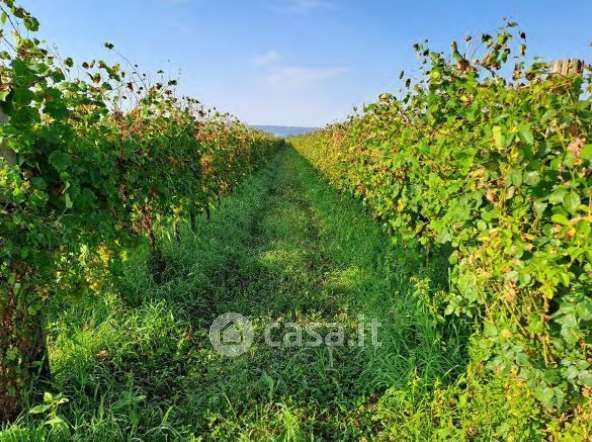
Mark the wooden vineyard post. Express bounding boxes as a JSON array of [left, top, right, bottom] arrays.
[[551, 59, 586, 76]]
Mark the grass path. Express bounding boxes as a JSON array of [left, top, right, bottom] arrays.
[[4, 148, 467, 441]]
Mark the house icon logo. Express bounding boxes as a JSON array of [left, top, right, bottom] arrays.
[[209, 312, 254, 357]]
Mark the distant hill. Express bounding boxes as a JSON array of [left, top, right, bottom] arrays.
[[252, 125, 318, 138]]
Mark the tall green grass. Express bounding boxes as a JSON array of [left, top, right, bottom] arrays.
[[3, 148, 471, 441]]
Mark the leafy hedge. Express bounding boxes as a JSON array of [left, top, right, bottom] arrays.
[[292, 22, 592, 433], [0, 1, 281, 421]]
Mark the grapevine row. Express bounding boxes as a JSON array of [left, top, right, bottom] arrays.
[[292, 22, 592, 432], [0, 1, 282, 421]]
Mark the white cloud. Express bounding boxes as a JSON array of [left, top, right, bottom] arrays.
[[271, 0, 336, 14], [266, 66, 349, 87], [253, 50, 282, 66], [253, 49, 348, 88]]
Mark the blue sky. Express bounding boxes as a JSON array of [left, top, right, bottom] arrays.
[[19, 0, 592, 126]]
